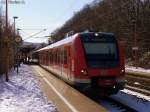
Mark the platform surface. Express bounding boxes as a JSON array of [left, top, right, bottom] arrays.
[[31, 65, 107, 112]]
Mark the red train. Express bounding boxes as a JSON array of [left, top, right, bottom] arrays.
[[35, 32, 125, 94]]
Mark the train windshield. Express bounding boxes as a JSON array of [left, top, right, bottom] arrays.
[[84, 42, 118, 59], [83, 42, 119, 68], [81, 33, 119, 68]]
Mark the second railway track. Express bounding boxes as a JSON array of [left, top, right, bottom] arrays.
[[125, 72, 150, 96]]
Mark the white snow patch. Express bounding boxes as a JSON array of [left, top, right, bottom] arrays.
[[122, 89, 150, 101], [126, 65, 150, 75], [111, 90, 150, 112], [0, 64, 57, 112]]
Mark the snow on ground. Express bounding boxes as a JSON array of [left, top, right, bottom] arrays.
[[111, 90, 150, 112], [122, 89, 150, 101], [0, 64, 57, 112], [126, 65, 150, 74], [99, 90, 150, 112]]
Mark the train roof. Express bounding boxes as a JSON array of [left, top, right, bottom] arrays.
[[37, 32, 115, 52], [37, 33, 79, 52]]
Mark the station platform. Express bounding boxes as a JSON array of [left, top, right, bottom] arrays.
[[30, 65, 107, 112]]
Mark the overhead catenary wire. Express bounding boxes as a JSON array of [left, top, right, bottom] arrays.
[[20, 0, 77, 41], [19, 28, 47, 36], [22, 29, 47, 40]]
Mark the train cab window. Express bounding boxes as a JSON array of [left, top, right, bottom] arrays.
[[84, 43, 118, 60], [81, 33, 119, 68]]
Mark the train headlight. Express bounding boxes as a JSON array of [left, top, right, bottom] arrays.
[[95, 33, 99, 37], [120, 69, 125, 75], [117, 69, 126, 82], [80, 69, 88, 76]]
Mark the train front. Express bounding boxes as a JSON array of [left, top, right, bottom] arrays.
[[75, 32, 125, 94]]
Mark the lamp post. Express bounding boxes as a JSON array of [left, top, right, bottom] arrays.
[[5, 0, 8, 31], [13, 16, 19, 72], [16, 28, 22, 72], [4, 0, 9, 81], [13, 16, 18, 34]]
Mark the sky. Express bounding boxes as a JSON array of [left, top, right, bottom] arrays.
[[2, 0, 94, 43]]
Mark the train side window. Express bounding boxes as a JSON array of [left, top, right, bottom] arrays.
[[49, 52, 51, 64], [64, 50, 67, 64], [60, 50, 63, 64], [57, 51, 60, 64], [57, 51, 59, 64], [50, 52, 53, 64], [45, 51, 47, 65], [51, 52, 53, 64], [55, 51, 57, 64], [54, 52, 56, 64], [55, 52, 57, 64]]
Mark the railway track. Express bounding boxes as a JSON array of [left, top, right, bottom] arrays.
[[83, 90, 138, 112], [104, 97, 138, 112], [125, 71, 150, 96], [125, 85, 150, 96]]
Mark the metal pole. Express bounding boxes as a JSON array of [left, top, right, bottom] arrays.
[[6, 0, 8, 29], [13, 16, 18, 33], [14, 17, 15, 32], [5, 0, 9, 81], [13, 16, 18, 68], [134, 22, 137, 68], [134, 0, 138, 68]]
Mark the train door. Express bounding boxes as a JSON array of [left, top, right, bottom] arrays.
[[46, 50, 49, 69], [53, 49, 57, 70], [58, 49, 62, 77], [51, 49, 54, 71], [60, 47, 64, 78], [55, 49, 58, 72], [61, 46, 68, 80], [48, 50, 51, 69], [56, 48, 60, 75], [60, 46, 71, 81], [67, 46, 72, 81], [65, 45, 72, 81]]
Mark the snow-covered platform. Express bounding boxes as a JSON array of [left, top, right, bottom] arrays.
[[0, 64, 107, 112], [0, 64, 57, 112]]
